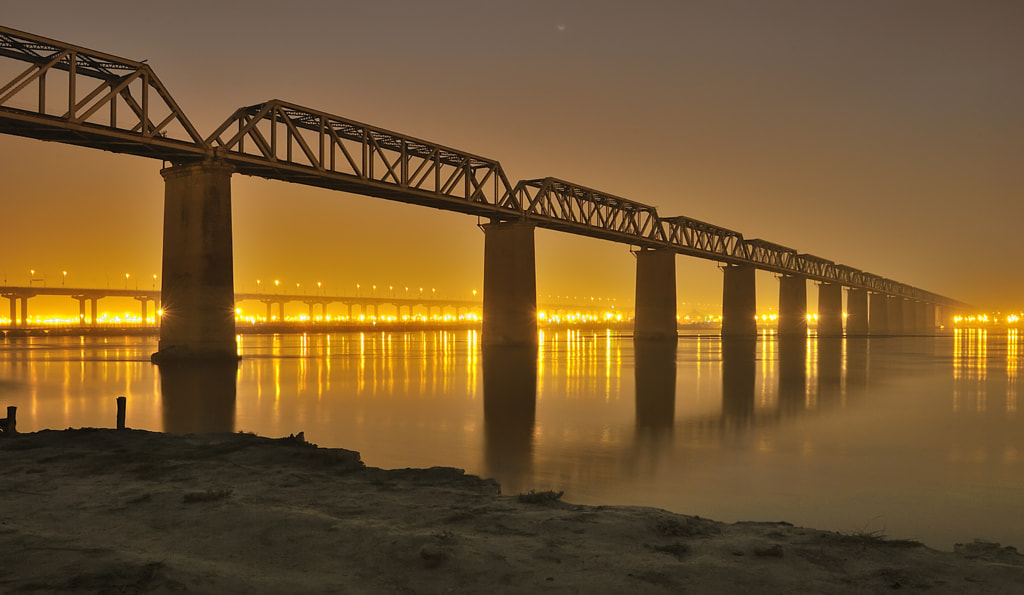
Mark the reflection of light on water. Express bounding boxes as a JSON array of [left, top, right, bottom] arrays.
[[1009, 329, 1019, 414], [953, 329, 987, 412], [805, 336, 817, 410], [759, 331, 777, 409]]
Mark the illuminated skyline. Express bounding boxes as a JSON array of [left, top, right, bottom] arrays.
[[3, 1, 1022, 313]]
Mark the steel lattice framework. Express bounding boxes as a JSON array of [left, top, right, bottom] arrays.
[[206, 99, 518, 217], [0, 25, 967, 308], [0, 26, 204, 161]]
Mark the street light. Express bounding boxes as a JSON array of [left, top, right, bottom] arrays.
[[62, 270, 67, 286], [125, 273, 130, 289], [256, 279, 261, 294]]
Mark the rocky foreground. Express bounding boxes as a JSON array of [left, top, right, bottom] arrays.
[[1, 429, 1023, 593]]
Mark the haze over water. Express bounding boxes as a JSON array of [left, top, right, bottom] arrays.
[[2, 329, 1021, 550]]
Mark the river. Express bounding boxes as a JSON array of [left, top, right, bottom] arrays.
[[1, 328, 1021, 550]]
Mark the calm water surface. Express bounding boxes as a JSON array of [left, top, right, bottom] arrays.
[[1, 329, 1021, 550]]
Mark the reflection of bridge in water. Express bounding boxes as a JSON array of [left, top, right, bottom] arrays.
[[153, 332, 952, 493], [0, 26, 968, 362]]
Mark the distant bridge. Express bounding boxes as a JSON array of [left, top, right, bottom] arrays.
[[0, 25, 968, 359], [0, 285, 619, 327]]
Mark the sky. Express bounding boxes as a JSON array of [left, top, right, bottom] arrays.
[[2, 0, 1022, 316]]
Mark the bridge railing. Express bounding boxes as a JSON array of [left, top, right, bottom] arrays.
[[0, 25, 206, 161], [206, 99, 519, 218]]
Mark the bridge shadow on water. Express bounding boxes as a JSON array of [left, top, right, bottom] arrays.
[[158, 361, 238, 434]]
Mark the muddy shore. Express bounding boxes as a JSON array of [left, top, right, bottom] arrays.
[[1, 429, 1022, 593]]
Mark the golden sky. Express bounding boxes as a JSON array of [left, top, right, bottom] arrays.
[[2, 1, 1022, 314]]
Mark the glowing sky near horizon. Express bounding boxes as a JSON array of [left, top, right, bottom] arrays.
[[2, 1, 1022, 314]]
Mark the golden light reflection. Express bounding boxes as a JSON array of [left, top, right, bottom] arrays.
[[953, 328, 988, 412], [1008, 329, 1018, 414], [759, 330, 777, 408]]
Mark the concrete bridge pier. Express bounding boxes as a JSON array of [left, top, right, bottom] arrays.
[[482, 221, 537, 346], [91, 298, 98, 326], [869, 292, 889, 335], [846, 288, 868, 336], [633, 248, 677, 342], [73, 297, 86, 325], [7, 297, 15, 326], [906, 301, 919, 334], [816, 282, 844, 337], [153, 160, 238, 363], [777, 275, 807, 337], [925, 303, 936, 333], [18, 297, 27, 326], [888, 296, 905, 334], [914, 301, 929, 334], [722, 264, 757, 338]]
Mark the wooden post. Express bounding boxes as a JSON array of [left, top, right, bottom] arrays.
[[1, 406, 15, 435], [116, 396, 126, 430]]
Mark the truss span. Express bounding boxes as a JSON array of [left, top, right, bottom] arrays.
[[207, 99, 518, 218], [0, 25, 205, 161]]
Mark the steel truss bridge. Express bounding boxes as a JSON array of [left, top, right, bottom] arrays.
[[0, 25, 965, 308]]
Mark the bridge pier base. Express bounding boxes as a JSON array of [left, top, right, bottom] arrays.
[[777, 275, 807, 337], [869, 292, 889, 335], [482, 221, 537, 347], [633, 248, 677, 342], [817, 282, 844, 337], [722, 264, 757, 338], [153, 160, 238, 363], [846, 288, 868, 336]]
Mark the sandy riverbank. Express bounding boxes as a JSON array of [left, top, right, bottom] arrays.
[[1, 429, 1022, 593]]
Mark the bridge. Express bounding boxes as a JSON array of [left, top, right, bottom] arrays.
[[0, 25, 969, 360], [0, 285, 621, 327]]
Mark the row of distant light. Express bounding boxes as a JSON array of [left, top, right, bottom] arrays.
[[5, 311, 1022, 326], [237, 313, 481, 323], [954, 314, 1021, 325]]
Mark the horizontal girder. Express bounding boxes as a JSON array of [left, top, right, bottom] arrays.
[[0, 25, 968, 309]]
